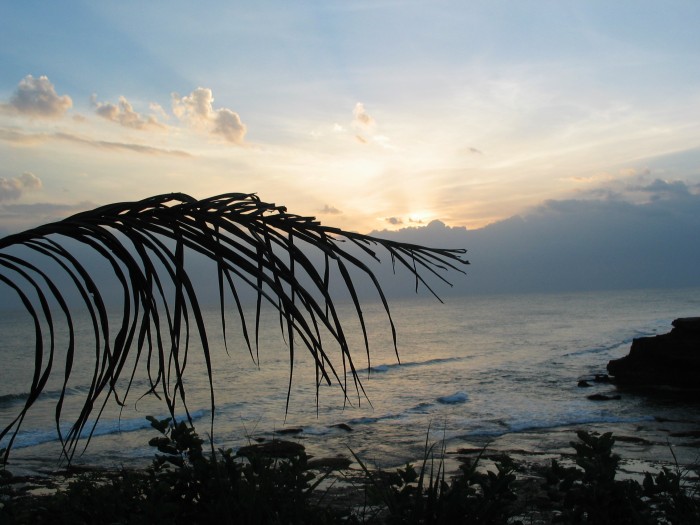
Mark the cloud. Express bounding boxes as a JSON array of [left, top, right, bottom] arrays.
[[1, 75, 72, 118], [320, 204, 342, 214], [639, 178, 692, 200], [94, 95, 165, 130], [0, 200, 97, 235], [370, 186, 700, 295], [576, 172, 700, 207], [0, 128, 191, 157], [172, 87, 247, 144], [0, 128, 46, 144], [571, 167, 648, 185], [353, 102, 375, 128], [385, 216, 403, 225], [54, 132, 192, 157], [0, 172, 43, 202], [213, 108, 246, 143], [460, 146, 483, 155]]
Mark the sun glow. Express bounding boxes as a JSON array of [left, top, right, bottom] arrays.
[[407, 211, 433, 226]]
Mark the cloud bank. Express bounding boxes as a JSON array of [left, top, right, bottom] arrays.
[[369, 180, 700, 296]]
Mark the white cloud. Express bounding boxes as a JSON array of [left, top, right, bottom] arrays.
[[172, 87, 247, 144], [1, 75, 72, 118], [353, 102, 375, 128], [94, 95, 165, 130], [0, 172, 43, 201], [213, 108, 246, 144]]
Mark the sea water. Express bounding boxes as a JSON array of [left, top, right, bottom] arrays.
[[2, 287, 699, 470]]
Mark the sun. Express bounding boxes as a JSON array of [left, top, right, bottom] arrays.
[[407, 210, 433, 226]]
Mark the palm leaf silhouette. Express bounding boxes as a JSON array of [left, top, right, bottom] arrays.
[[0, 192, 468, 462]]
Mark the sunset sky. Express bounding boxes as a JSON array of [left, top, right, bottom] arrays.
[[2, 1, 700, 236]]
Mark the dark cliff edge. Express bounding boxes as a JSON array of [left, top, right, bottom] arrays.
[[607, 317, 700, 391]]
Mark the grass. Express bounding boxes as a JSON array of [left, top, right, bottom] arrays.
[[2, 421, 699, 524]]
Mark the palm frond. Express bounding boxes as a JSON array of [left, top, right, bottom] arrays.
[[0, 192, 468, 462]]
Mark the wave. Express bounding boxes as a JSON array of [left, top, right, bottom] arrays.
[[506, 414, 656, 434], [407, 402, 434, 413], [346, 412, 405, 425], [0, 409, 207, 450], [437, 391, 469, 405], [357, 356, 464, 375], [0, 392, 29, 406], [561, 339, 635, 358], [561, 324, 666, 359], [454, 414, 656, 440], [0, 378, 158, 408]]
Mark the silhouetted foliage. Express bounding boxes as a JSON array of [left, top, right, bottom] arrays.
[[0, 193, 468, 462]]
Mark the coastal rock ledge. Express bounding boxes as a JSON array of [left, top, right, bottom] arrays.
[[607, 317, 700, 389]]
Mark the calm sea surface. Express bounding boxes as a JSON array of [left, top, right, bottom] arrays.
[[2, 287, 699, 470]]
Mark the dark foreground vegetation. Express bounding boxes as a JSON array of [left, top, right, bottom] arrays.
[[2, 422, 699, 524]]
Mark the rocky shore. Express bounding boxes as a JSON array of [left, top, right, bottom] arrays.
[[607, 317, 700, 390]]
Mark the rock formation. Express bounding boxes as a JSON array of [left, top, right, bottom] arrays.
[[607, 317, 700, 389]]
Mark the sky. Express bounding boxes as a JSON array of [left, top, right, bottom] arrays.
[[1, 1, 700, 292]]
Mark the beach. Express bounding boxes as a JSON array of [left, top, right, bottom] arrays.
[[3, 416, 699, 525]]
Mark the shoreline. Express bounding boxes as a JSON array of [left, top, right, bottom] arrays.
[[5, 416, 699, 497], [4, 417, 700, 524], [455, 417, 700, 482]]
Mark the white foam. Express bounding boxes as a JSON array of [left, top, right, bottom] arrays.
[[437, 391, 469, 404]]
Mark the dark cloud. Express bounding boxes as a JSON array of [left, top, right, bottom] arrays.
[[0, 172, 42, 202], [369, 187, 700, 296], [385, 216, 403, 225], [1, 75, 72, 118], [94, 95, 165, 130], [640, 178, 692, 199]]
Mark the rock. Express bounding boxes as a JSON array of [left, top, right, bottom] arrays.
[[306, 456, 352, 470], [607, 317, 700, 389], [587, 393, 621, 401], [578, 380, 592, 387], [274, 427, 303, 435], [236, 439, 306, 459], [331, 423, 353, 432]]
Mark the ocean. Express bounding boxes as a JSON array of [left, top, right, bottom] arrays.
[[2, 287, 699, 471]]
